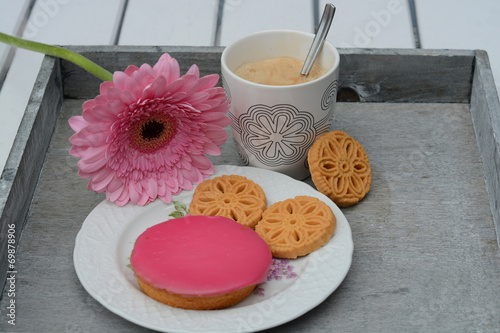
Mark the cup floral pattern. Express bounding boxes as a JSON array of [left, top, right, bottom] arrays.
[[321, 80, 338, 110], [228, 80, 337, 168], [237, 104, 317, 166]]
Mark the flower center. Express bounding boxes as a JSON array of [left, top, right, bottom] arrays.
[[142, 120, 165, 140], [129, 114, 177, 153]]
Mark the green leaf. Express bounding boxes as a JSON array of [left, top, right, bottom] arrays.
[[169, 211, 184, 219], [173, 201, 187, 213]]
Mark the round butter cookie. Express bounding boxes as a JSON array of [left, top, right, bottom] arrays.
[[255, 196, 336, 259], [189, 175, 267, 228], [308, 131, 371, 207]]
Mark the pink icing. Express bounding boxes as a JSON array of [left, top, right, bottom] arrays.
[[130, 215, 272, 296]]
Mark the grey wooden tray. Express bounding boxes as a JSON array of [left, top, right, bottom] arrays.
[[1, 46, 499, 332]]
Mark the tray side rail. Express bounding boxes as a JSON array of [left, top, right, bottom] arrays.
[[470, 49, 500, 246], [60, 46, 475, 104], [0, 56, 64, 293]]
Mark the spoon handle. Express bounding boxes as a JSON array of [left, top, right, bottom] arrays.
[[301, 3, 336, 76]]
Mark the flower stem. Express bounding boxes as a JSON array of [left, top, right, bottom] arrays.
[[0, 32, 113, 81]]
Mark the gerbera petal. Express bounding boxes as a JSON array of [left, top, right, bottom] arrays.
[[181, 153, 193, 167], [99, 80, 115, 95], [69, 129, 107, 147], [158, 190, 173, 204], [181, 167, 202, 184], [137, 193, 151, 206], [68, 116, 88, 132], [88, 167, 110, 184], [203, 142, 221, 155], [194, 103, 213, 111], [179, 176, 193, 191], [106, 100, 127, 115], [190, 154, 213, 170], [82, 99, 96, 110], [78, 157, 107, 173], [146, 75, 168, 99], [203, 113, 233, 127], [167, 75, 197, 96], [94, 94, 108, 106], [157, 180, 166, 197], [179, 75, 200, 96], [163, 77, 187, 95], [69, 145, 87, 158], [124, 76, 143, 99], [79, 145, 107, 163], [168, 91, 188, 103], [112, 71, 129, 90], [153, 53, 180, 85], [128, 181, 141, 204], [106, 86, 122, 101], [106, 185, 121, 202], [196, 74, 219, 91], [91, 169, 116, 192], [120, 89, 137, 106], [115, 189, 131, 206], [87, 104, 118, 122], [107, 177, 123, 193], [131, 64, 154, 91], [185, 64, 200, 78], [203, 124, 229, 145], [165, 174, 179, 193], [145, 178, 158, 198], [124, 65, 140, 76], [185, 91, 209, 104]]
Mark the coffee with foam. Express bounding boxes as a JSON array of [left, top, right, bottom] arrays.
[[233, 56, 327, 86]]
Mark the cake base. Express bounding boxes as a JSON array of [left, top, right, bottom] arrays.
[[136, 276, 256, 310]]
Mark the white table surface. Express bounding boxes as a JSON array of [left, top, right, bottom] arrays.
[[0, 0, 499, 173]]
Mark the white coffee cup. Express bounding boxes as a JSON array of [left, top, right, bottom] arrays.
[[221, 29, 340, 180]]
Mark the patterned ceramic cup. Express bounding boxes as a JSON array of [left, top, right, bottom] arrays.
[[221, 29, 340, 180]]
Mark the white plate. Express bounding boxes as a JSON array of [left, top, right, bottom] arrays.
[[74, 165, 353, 333]]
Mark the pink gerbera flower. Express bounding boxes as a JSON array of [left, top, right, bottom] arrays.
[[68, 53, 231, 206]]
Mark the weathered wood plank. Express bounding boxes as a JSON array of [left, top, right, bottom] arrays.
[[0, 0, 31, 86], [60, 46, 475, 103], [118, 0, 219, 46], [0, 56, 63, 295], [218, 0, 314, 46], [337, 48, 474, 103], [320, 0, 415, 49], [60, 46, 225, 99], [470, 50, 500, 245]]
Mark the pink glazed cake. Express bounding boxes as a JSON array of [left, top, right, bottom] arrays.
[[130, 215, 272, 310]]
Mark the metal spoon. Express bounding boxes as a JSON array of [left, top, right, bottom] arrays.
[[301, 3, 336, 76]]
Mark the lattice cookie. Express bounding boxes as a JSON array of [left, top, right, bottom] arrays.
[[189, 175, 267, 228], [255, 196, 336, 259], [308, 131, 371, 207]]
